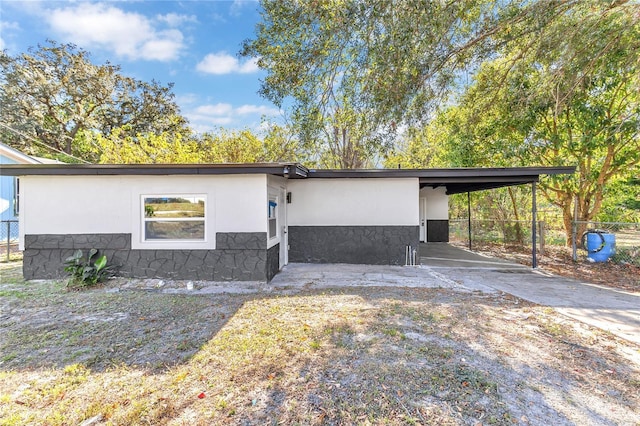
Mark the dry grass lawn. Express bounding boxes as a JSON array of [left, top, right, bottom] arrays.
[[1, 262, 639, 425]]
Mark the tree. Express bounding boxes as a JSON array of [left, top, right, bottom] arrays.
[[243, 1, 639, 169], [90, 124, 306, 165], [0, 40, 187, 161], [599, 170, 640, 223], [260, 122, 308, 164], [199, 129, 269, 163], [381, 2, 640, 242], [242, 0, 404, 168], [87, 125, 199, 164], [411, 10, 640, 243]]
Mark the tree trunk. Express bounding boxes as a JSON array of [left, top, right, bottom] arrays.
[[507, 187, 525, 243]]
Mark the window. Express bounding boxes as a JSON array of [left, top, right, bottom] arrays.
[[268, 196, 278, 240], [13, 178, 19, 216], [143, 195, 205, 241]]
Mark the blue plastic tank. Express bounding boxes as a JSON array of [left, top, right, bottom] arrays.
[[584, 231, 616, 262]]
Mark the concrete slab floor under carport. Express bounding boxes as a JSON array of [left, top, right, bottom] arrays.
[[270, 244, 640, 346], [419, 242, 526, 269]]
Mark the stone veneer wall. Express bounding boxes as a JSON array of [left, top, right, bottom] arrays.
[[266, 244, 280, 282], [287, 226, 419, 265], [23, 232, 272, 281], [426, 220, 449, 242]]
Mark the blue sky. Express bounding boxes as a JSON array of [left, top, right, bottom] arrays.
[[0, 0, 280, 133]]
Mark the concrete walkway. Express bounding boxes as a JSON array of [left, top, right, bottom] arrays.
[[420, 243, 640, 345], [270, 244, 640, 346]]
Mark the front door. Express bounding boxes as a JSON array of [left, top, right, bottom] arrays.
[[419, 197, 427, 242]]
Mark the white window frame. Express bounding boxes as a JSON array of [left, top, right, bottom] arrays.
[[136, 193, 210, 249], [267, 189, 279, 248]]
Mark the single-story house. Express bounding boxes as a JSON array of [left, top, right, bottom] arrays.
[[0, 163, 574, 281]]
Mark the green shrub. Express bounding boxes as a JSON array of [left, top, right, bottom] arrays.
[[64, 249, 111, 288]]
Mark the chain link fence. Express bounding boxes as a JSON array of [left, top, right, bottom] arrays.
[[0, 220, 20, 262], [450, 219, 639, 266], [450, 218, 541, 249]]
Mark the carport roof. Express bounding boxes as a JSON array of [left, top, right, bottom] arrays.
[[0, 163, 574, 194], [308, 166, 575, 194]]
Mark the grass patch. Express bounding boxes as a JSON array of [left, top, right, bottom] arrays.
[[0, 290, 27, 299], [0, 275, 638, 425]]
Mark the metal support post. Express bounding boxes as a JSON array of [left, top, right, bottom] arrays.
[[572, 196, 578, 262], [531, 182, 537, 269], [467, 192, 472, 251], [6, 221, 10, 262]]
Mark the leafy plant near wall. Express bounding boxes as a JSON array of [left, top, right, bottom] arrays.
[[64, 249, 111, 288]]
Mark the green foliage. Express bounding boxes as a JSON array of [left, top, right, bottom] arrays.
[[598, 171, 640, 222], [244, 1, 640, 169], [64, 249, 111, 288], [88, 123, 306, 165], [244, 0, 503, 167], [87, 126, 200, 164], [243, 0, 511, 128], [0, 41, 188, 161], [383, 1, 640, 241]]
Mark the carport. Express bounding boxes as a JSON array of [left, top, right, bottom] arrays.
[[414, 166, 575, 268], [302, 166, 575, 269]]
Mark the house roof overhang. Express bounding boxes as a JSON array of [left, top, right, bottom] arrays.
[[0, 162, 310, 179], [0, 163, 574, 193]]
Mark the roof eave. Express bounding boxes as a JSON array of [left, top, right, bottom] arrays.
[[0, 162, 309, 177]]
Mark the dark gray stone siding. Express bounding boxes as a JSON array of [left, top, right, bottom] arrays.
[[266, 244, 280, 282], [23, 232, 273, 282], [216, 232, 266, 250], [25, 233, 131, 250], [426, 220, 449, 242], [288, 226, 419, 265]]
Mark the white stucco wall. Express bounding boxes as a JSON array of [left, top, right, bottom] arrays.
[[287, 178, 419, 226], [420, 186, 449, 220], [20, 174, 267, 249]]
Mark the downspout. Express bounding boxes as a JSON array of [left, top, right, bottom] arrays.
[[467, 192, 472, 251]]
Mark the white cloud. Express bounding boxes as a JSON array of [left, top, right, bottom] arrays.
[[156, 13, 197, 27], [195, 103, 234, 116], [0, 21, 21, 51], [175, 93, 199, 106], [196, 52, 260, 75], [230, 0, 252, 17], [238, 57, 260, 73], [185, 101, 281, 132], [196, 53, 237, 74], [235, 104, 280, 116], [0, 21, 20, 31], [46, 3, 185, 62], [140, 30, 184, 61]]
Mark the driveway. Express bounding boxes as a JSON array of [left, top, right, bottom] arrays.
[[271, 244, 640, 345]]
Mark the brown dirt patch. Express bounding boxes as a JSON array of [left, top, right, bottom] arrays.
[[1, 262, 639, 425]]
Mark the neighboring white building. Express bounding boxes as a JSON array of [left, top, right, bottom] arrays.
[[0, 143, 44, 240], [0, 163, 574, 281]]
